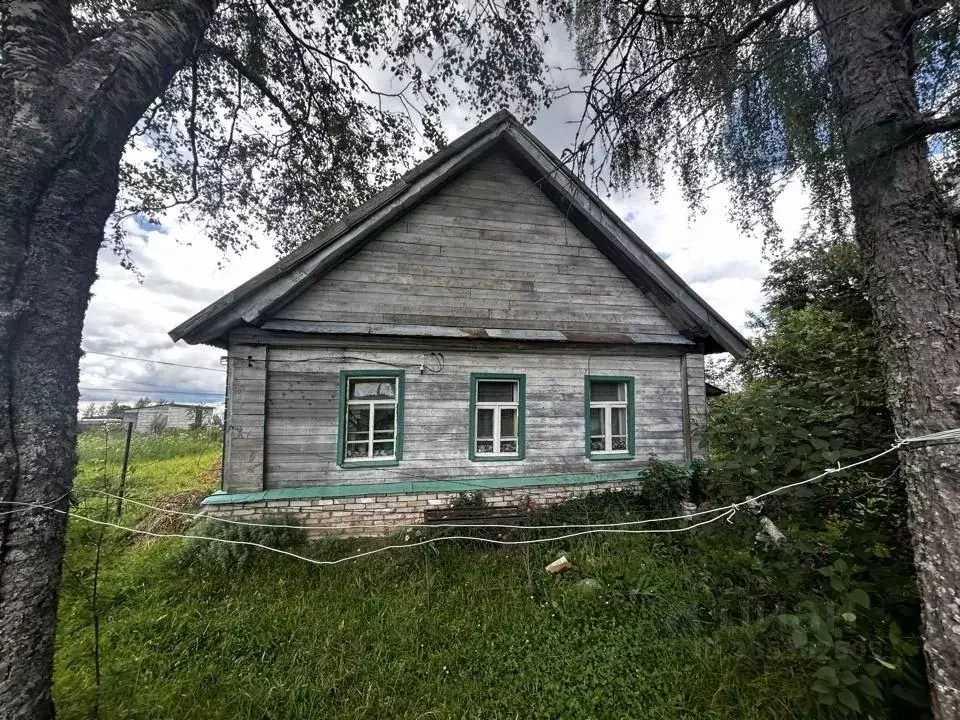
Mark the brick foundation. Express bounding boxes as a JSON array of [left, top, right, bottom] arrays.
[[204, 479, 642, 537]]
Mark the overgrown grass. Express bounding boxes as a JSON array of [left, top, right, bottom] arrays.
[[54, 432, 911, 718]]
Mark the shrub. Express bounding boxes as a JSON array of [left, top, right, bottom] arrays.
[[181, 515, 306, 573]]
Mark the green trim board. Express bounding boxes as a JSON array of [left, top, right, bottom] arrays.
[[584, 375, 636, 461], [336, 369, 405, 468], [201, 469, 645, 505], [468, 372, 526, 461]]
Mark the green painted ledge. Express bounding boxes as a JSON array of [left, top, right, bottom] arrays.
[[201, 469, 645, 505]]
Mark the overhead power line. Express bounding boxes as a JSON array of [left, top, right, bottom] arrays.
[[82, 349, 226, 373], [80, 376, 223, 394], [79, 386, 223, 398]]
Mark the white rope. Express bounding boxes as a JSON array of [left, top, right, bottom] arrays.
[[2, 429, 960, 565], [13, 503, 737, 566], [69, 427, 960, 533], [0, 491, 72, 518]]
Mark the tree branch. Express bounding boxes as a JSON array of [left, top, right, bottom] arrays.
[[907, 0, 952, 25], [906, 110, 960, 136], [203, 42, 301, 132], [57, 0, 217, 142], [729, 0, 803, 45]]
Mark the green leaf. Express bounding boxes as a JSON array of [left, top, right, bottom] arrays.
[[814, 625, 834, 645], [811, 680, 834, 695], [857, 675, 882, 700], [874, 657, 897, 671], [841, 612, 857, 623], [849, 589, 870, 608], [814, 666, 838, 685], [792, 628, 808, 649], [810, 437, 829, 451], [837, 688, 860, 712]]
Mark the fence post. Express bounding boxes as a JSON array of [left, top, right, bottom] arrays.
[[116, 421, 133, 517]]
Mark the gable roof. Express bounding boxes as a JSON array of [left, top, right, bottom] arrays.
[[169, 111, 748, 356]]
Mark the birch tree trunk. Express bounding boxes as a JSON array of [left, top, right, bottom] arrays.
[[0, 4, 216, 717], [814, 2, 960, 716]]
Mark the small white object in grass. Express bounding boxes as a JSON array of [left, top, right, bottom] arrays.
[[545, 555, 572, 574]]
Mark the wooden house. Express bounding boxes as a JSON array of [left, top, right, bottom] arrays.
[[170, 112, 747, 534]]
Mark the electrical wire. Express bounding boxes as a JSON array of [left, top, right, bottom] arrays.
[[82, 349, 225, 373], [80, 387, 223, 398], [80, 376, 224, 395]]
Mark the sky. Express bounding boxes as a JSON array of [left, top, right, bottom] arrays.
[[78, 87, 809, 411]]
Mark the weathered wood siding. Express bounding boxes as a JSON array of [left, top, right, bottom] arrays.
[[245, 344, 704, 491], [223, 344, 267, 492], [274, 151, 680, 337], [685, 353, 706, 458]]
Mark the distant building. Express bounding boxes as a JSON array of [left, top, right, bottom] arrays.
[[121, 403, 216, 433]]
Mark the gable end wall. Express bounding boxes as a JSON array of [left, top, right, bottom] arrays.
[[273, 152, 683, 338]]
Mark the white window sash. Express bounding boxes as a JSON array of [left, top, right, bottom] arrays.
[[590, 399, 628, 454], [475, 400, 519, 456], [345, 383, 397, 461]]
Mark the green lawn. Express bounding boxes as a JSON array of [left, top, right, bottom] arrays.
[[55, 430, 823, 719]]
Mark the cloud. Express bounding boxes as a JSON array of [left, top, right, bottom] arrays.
[[80, 216, 275, 407], [133, 213, 168, 235]]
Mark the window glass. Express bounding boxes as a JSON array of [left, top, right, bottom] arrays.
[[590, 407, 604, 435], [372, 441, 395, 457], [477, 381, 516, 403], [611, 406, 627, 435], [349, 379, 395, 400], [500, 408, 517, 438], [373, 407, 395, 437], [476, 408, 494, 439], [346, 407, 368, 441], [590, 381, 624, 402]]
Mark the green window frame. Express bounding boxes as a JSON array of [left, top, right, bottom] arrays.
[[337, 370, 405, 468], [584, 375, 635, 461], [468, 373, 526, 462]]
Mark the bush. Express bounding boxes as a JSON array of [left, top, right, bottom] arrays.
[[181, 515, 307, 573]]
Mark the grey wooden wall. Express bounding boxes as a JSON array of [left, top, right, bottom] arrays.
[[273, 152, 681, 338], [223, 345, 267, 492], [220, 343, 706, 492]]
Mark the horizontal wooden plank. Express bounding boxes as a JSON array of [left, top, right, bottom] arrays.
[[270, 151, 678, 339]]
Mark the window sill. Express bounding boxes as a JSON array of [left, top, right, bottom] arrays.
[[470, 454, 524, 463], [339, 459, 400, 469], [586, 453, 635, 462]]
